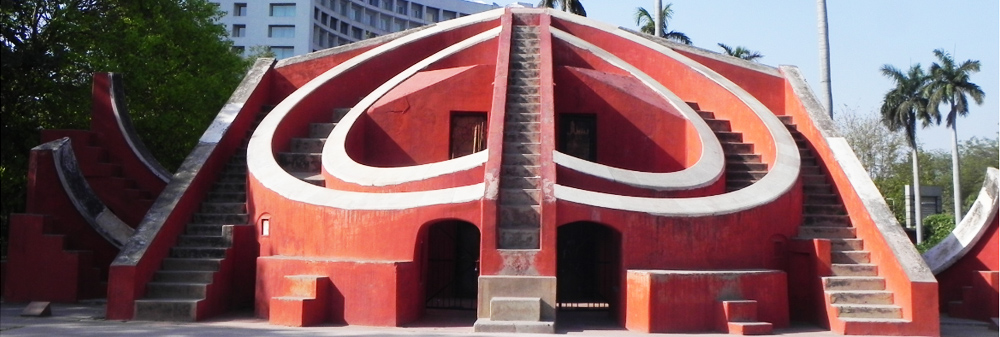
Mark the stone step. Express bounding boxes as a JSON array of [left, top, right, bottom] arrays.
[[507, 85, 539, 96], [309, 123, 336, 138], [171, 247, 228, 259], [277, 152, 322, 173], [802, 174, 828, 185], [777, 115, 793, 124], [176, 235, 228, 248], [726, 153, 762, 163], [510, 53, 540, 63], [805, 193, 840, 205], [200, 202, 247, 214], [830, 238, 865, 251], [726, 179, 755, 191], [685, 102, 701, 110], [727, 170, 768, 180], [834, 304, 903, 319], [803, 214, 851, 227], [211, 181, 246, 193], [503, 153, 540, 166], [508, 76, 540, 87], [508, 69, 540, 79], [498, 228, 540, 250], [499, 205, 541, 226], [507, 104, 540, 116], [216, 172, 246, 183], [722, 142, 753, 154], [191, 213, 248, 224], [823, 276, 886, 291], [831, 263, 878, 277], [512, 30, 539, 39], [206, 192, 246, 202], [801, 165, 823, 175], [504, 131, 540, 143], [186, 224, 225, 236], [726, 161, 768, 172], [133, 299, 199, 321], [696, 110, 715, 119], [144, 282, 207, 299], [804, 203, 845, 215], [332, 108, 350, 122], [502, 164, 540, 177], [704, 119, 732, 132], [797, 226, 857, 239], [715, 131, 743, 143], [160, 258, 223, 271], [153, 270, 216, 283], [506, 121, 540, 133], [832, 251, 871, 264], [828, 290, 894, 305], [503, 142, 540, 154], [290, 138, 326, 153], [507, 93, 540, 104], [804, 184, 833, 194], [509, 61, 539, 71], [500, 188, 541, 205], [726, 321, 773, 335], [501, 176, 540, 189]]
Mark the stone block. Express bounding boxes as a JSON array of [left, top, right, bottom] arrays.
[[490, 297, 540, 321], [21, 302, 52, 317], [477, 275, 556, 321]]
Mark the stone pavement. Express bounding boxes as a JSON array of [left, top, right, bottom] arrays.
[[0, 301, 995, 337]]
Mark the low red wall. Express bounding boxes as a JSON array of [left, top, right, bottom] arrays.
[[936, 212, 999, 321]]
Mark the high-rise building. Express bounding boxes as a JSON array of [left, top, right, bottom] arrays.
[[213, 0, 503, 58]]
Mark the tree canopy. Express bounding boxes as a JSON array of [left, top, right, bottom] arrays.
[[1, 0, 248, 255], [537, 0, 586, 16]]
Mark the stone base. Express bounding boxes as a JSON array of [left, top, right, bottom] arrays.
[[474, 318, 555, 333]]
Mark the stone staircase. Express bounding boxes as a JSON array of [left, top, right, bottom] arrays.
[[688, 103, 767, 192], [277, 108, 349, 187], [132, 107, 270, 321], [781, 116, 904, 325], [719, 299, 773, 335], [4, 214, 105, 301], [498, 24, 542, 250], [269, 275, 330, 326]]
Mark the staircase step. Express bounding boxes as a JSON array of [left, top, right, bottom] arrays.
[[507, 94, 540, 104], [133, 299, 199, 321], [803, 214, 851, 227], [704, 119, 732, 132], [154, 270, 217, 283], [823, 276, 886, 291], [507, 105, 540, 117], [802, 174, 828, 185], [727, 321, 773, 335], [501, 164, 540, 177], [503, 131, 540, 143], [200, 202, 247, 214], [722, 143, 753, 154], [831, 263, 878, 276], [715, 131, 743, 143], [726, 161, 768, 172], [503, 153, 540, 166], [187, 224, 225, 236], [500, 188, 541, 205], [805, 193, 840, 204], [501, 176, 540, 189], [833, 304, 903, 319], [508, 85, 539, 95], [145, 282, 207, 299], [728, 170, 768, 180], [803, 203, 845, 215], [499, 205, 541, 225], [161, 258, 223, 271], [498, 228, 540, 250], [211, 181, 247, 193], [696, 110, 715, 119], [171, 247, 228, 259], [191, 213, 248, 224], [290, 138, 326, 153], [828, 291, 894, 305], [508, 69, 540, 79], [277, 152, 322, 173], [309, 123, 336, 138], [506, 121, 540, 133], [176, 235, 228, 248], [216, 172, 246, 183], [830, 239, 864, 251], [508, 76, 539, 87], [804, 184, 833, 194], [832, 251, 871, 264], [207, 192, 246, 202], [726, 153, 762, 163], [332, 108, 350, 122], [797, 226, 856, 239], [503, 142, 540, 154]]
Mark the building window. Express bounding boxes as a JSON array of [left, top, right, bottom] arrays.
[[411, 4, 422, 19], [270, 3, 296, 17], [378, 15, 391, 31], [271, 46, 295, 59], [234, 3, 247, 16], [396, 0, 407, 15], [232, 24, 246, 37], [368, 0, 379, 7], [268, 25, 295, 38], [232, 46, 245, 54], [427, 7, 439, 22], [442, 10, 456, 21], [381, 0, 392, 11]]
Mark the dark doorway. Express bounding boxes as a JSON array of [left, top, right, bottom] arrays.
[[424, 220, 481, 310], [557, 222, 620, 311], [558, 114, 597, 161], [450, 112, 487, 159]]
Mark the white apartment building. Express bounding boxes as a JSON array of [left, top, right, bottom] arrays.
[[213, 0, 505, 59]]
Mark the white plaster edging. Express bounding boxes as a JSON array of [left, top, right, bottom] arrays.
[[106, 73, 171, 183], [322, 28, 499, 186], [781, 65, 935, 283], [923, 167, 999, 274], [550, 28, 723, 191], [548, 11, 800, 216], [39, 138, 134, 248], [247, 13, 500, 209]]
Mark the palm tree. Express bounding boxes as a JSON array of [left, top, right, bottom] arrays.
[[925, 49, 985, 224], [879, 64, 933, 243], [537, 0, 586, 16], [717, 43, 763, 62], [634, 5, 691, 44]]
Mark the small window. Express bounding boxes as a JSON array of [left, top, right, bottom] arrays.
[[268, 25, 295, 38], [232, 24, 246, 37], [233, 3, 247, 16], [368, 0, 379, 7], [381, 0, 392, 11], [271, 46, 295, 59], [427, 7, 439, 22], [411, 4, 422, 19], [442, 10, 456, 21], [270, 3, 296, 17]]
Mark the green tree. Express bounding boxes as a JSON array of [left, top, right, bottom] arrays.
[[1, 0, 247, 256], [925, 49, 985, 224], [879, 64, 933, 242], [633, 4, 691, 44], [537, 0, 586, 16], [717, 43, 763, 62]]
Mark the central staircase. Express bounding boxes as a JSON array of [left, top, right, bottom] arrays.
[[688, 103, 767, 191], [278, 108, 349, 187], [498, 24, 543, 250]]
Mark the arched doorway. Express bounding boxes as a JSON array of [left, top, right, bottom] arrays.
[[423, 220, 480, 310], [557, 221, 621, 312]]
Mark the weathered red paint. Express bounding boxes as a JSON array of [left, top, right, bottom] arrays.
[[935, 212, 998, 321]]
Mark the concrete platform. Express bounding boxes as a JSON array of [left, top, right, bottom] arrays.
[[1, 301, 995, 336]]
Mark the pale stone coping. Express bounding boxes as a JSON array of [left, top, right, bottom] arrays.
[[628, 269, 782, 275], [114, 59, 275, 265], [321, 28, 499, 186], [276, 25, 433, 68], [623, 28, 784, 78], [105, 73, 171, 182], [37, 138, 133, 248], [549, 28, 723, 191], [781, 65, 935, 283], [923, 167, 999, 274], [548, 11, 800, 216], [247, 14, 497, 209]]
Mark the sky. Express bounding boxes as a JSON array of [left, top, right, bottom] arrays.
[[494, 0, 1000, 151]]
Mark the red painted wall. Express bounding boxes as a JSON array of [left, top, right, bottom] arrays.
[[935, 212, 999, 321]]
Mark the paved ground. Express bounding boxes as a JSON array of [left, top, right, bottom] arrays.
[[0, 301, 995, 336]]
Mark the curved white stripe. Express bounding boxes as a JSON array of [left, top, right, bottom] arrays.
[[548, 10, 800, 216], [923, 167, 999, 274], [248, 12, 501, 209], [323, 28, 499, 186], [550, 29, 724, 191]]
